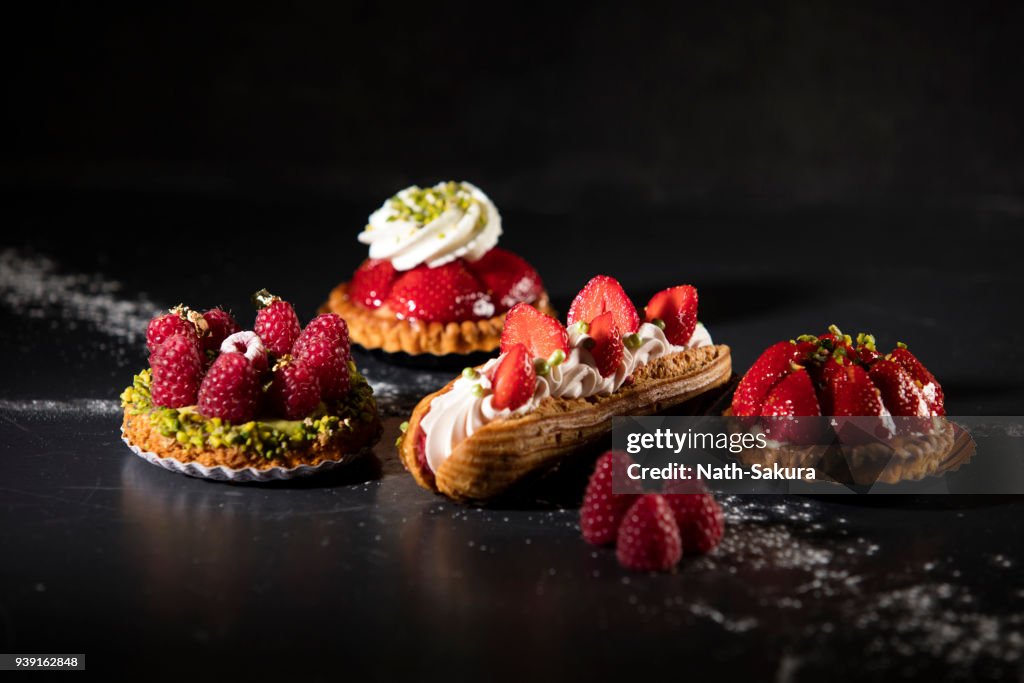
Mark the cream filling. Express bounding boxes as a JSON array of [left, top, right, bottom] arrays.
[[420, 322, 713, 473]]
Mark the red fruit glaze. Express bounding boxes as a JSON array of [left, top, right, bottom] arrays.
[[567, 275, 640, 334], [350, 258, 398, 310], [500, 303, 570, 360], [587, 311, 624, 378], [385, 261, 493, 323], [616, 495, 683, 572], [197, 352, 260, 423], [149, 333, 204, 408], [489, 343, 536, 411], [644, 285, 698, 346], [580, 451, 642, 546], [467, 248, 544, 311]]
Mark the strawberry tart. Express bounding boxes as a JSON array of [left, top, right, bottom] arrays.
[[322, 181, 556, 357], [120, 291, 382, 481], [398, 275, 733, 500], [728, 325, 969, 484]]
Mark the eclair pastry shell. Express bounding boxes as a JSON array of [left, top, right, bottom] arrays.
[[400, 344, 732, 500], [322, 283, 557, 356]]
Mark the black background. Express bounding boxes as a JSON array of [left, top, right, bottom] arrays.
[[2, 3, 1024, 681]]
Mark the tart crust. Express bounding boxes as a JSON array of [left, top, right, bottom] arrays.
[[122, 408, 383, 471], [322, 283, 557, 356], [399, 344, 732, 500]]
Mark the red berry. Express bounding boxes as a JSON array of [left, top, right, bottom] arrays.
[[197, 352, 260, 423], [760, 368, 822, 443], [149, 333, 203, 408], [467, 248, 544, 311], [580, 451, 642, 545], [567, 275, 640, 334], [489, 343, 536, 411], [732, 341, 804, 416], [500, 302, 570, 360], [253, 290, 302, 356], [293, 334, 350, 400], [644, 285, 698, 346], [615, 495, 682, 572], [200, 308, 240, 354], [146, 310, 196, 352], [268, 359, 321, 420], [889, 347, 945, 415], [663, 492, 724, 555], [869, 358, 930, 417], [385, 261, 493, 323], [299, 313, 351, 359], [587, 311, 624, 378], [827, 362, 885, 417], [350, 258, 398, 310]]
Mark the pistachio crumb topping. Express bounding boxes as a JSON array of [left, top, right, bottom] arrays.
[[385, 182, 487, 232]]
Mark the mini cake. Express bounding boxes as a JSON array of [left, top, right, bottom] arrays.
[[727, 326, 967, 484], [121, 291, 382, 480], [322, 181, 556, 356], [398, 275, 732, 500]]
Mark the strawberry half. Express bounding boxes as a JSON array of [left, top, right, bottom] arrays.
[[567, 275, 640, 334], [644, 285, 698, 346], [385, 261, 493, 323], [587, 311, 624, 378], [731, 341, 805, 416], [500, 303, 570, 360], [869, 358, 930, 417], [350, 258, 398, 310], [467, 248, 544, 311], [827, 363, 885, 417], [489, 343, 536, 411], [889, 347, 945, 415], [760, 368, 822, 443]]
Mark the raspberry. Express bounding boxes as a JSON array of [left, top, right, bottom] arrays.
[[148, 333, 203, 408], [293, 334, 350, 400], [146, 307, 199, 352], [268, 359, 321, 420], [580, 451, 642, 545], [299, 313, 351, 359], [664, 492, 724, 555], [220, 331, 268, 374], [616, 494, 683, 571], [200, 308, 240, 354], [197, 352, 260, 423], [253, 289, 301, 356]]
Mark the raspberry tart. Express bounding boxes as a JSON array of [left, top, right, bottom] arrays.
[[398, 275, 732, 500], [728, 325, 970, 484], [322, 181, 556, 357], [121, 291, 382, 482]]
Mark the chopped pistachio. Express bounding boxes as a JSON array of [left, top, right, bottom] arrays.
[[548, 349, 566, 366], [624, 333, 642, 350], [534, 358, 550, 376], [462, 367, 479, 380], [651, 318, 666, 330]]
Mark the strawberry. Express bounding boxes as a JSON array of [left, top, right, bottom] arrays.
[[489, 343, 536, 411], [149, 333, 204, 408], [197, 352, 260, 423], [268, 358, 321, 420], [253, 289, 302, 356], [146, 307, 200, 352], [828, 363, 884, 417], [580, 451, 642, 545], [663, 492, 724, 555], [500, 302, 570, 360], [732, 341, 804, 416], [869, 358, 929, 417], [200, 308, 240, 354], [889, 347, 945, 415], [587, 311, 624, 378], [299, 313, 351, 359], [567, 275, 640, 334], [467, 248, 544, 311], [385, 261, 493, 323], [760, 368, 822, 443], [644, 285, 698, 346], [615, 495, 682, 571], [349, 258, 398, 310], [293, 334, 350, 400]]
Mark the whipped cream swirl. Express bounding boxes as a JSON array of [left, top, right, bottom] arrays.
[[357, 181, 502, 271], [420, 322, 713, 473]]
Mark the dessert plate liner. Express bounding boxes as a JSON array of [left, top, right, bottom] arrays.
[[120, 428, 360, 483]]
